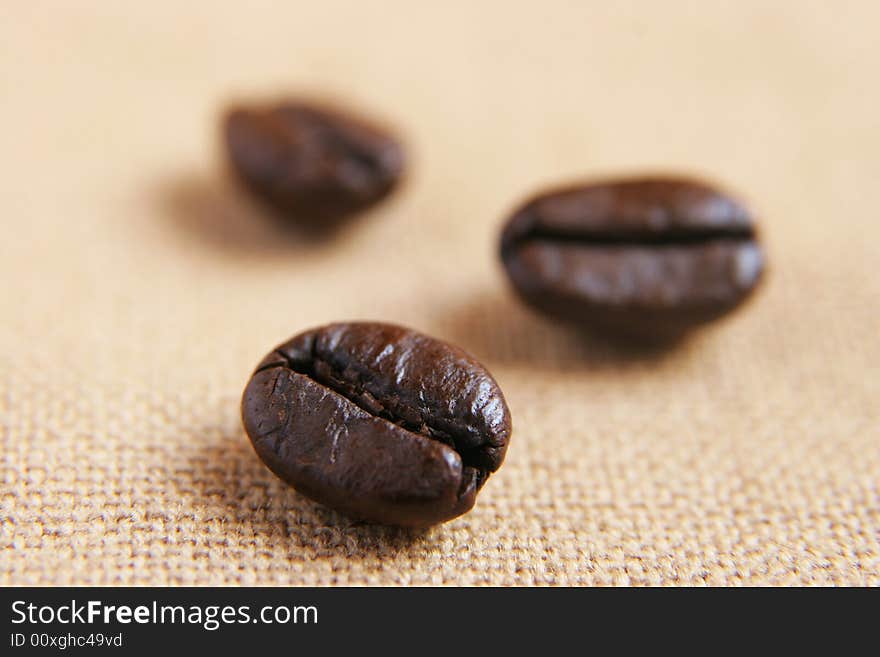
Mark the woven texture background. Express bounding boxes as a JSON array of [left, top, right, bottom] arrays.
[[2, 2, 878, 586]]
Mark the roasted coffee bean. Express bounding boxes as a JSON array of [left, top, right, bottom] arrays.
[[224, 100, 404, 225], [499, 176, 765, 339], [241, 322, 512, 528]]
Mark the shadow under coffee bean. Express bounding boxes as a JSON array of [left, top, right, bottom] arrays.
[[499, 176, 765, 341], [224, 99, 405, 229], [241, 322, 512, 528]]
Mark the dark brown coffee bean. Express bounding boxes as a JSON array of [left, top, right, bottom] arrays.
[[224, 100, 404, 226], [241, 322, 512, 528], [499, 176, 765, 340]]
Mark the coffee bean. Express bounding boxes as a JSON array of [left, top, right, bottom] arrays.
[[499, 176, 765, 339], [241, 322, 512, 528], [224, 100, 404, 226]]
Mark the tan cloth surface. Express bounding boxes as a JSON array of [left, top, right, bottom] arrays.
[[2, 2, 878, 586]]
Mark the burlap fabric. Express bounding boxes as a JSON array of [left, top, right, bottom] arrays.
[[2, 2, 878, 586]]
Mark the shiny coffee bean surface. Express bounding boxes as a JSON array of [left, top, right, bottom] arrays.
[[500, 176, 765, 339], [225, 100, 404, 226], [242, 322, 512, 528]]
